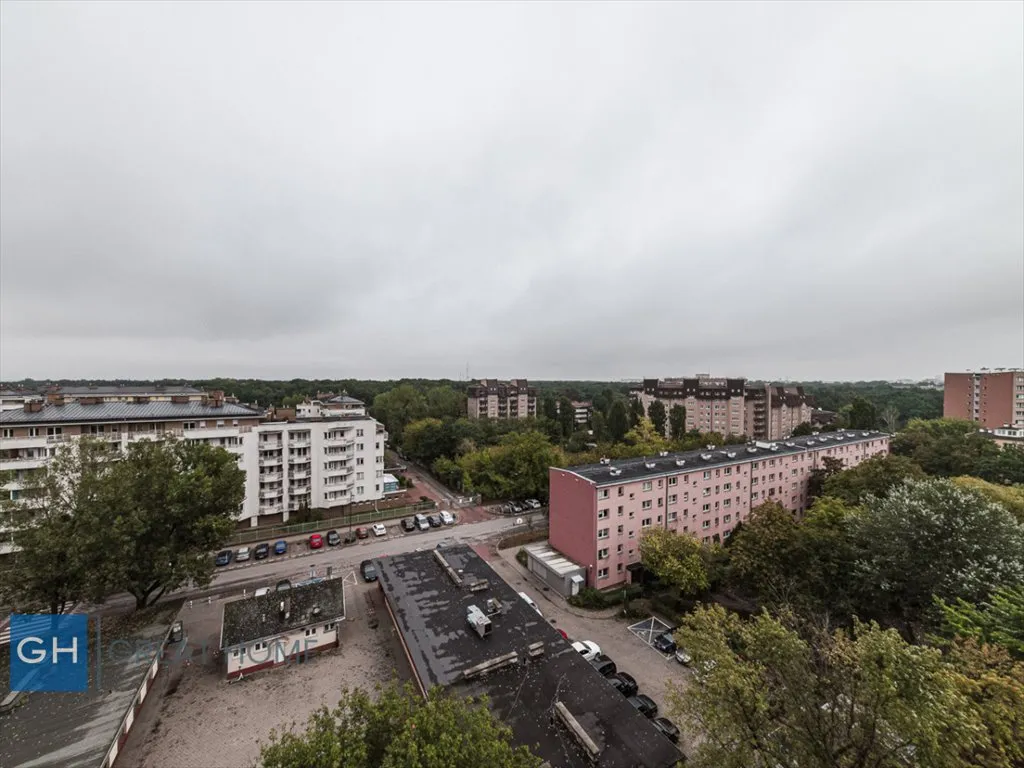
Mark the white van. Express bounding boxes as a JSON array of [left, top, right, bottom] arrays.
[[414, 513, 430, 531], [519, 591, 542, 616]]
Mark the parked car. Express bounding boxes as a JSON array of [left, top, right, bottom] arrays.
[[276, 579, 292, 592], [572, 640, 602, 661], [414, 513, 429, 531], [627, 694, 659, 719], [214, 550, 233, 567], [439, 510, 455, 525], [254, 542, 270, 560], [427, 514, 442, 528], [235, 546, 251, 562], [309, 533, 324, 549], [344, 531, 357, 544], [355, 527, 369, 539], [326, 530, 341, 546], [273, 540, 287, 555], [254, 587, 271, 598], [523, 499, 542, 509], [675, 647, 692, 665], [508, 501, 524, 513], [557, 628, 569, 641], [518, 591, 542, 616], [360, 559, 378, 582], [372, 523, 387, 537], [652, 717, 680, 743], [436, 537, 457, 549], [401, 518, 416, 532], [608, 672, 638, 698], [653, 630, 678, 654], [589, 654, 617, 678]]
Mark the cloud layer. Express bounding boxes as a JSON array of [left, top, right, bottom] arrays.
[[2, 2, 1021, 380]]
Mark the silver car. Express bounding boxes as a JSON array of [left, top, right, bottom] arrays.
[[235, 546, 251, 562]]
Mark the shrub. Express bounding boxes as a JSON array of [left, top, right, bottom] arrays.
[[516, 548, 528, 567], [569, 585, 643, 609]]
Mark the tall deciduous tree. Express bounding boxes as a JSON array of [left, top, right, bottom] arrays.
[[425, 386, 466, 419], [557, 396, 576, 439], [93, 438, 244, 609], [938, 585, 1024, 660], [457, 431, 564, 501], [670, 606, 987, 768], [820, 454, 925, 505], [639, 528, 708, 595], [542, 395, 559, 422], [590, 411, 609, 442], [951, 476, 1024, 523], [260, 682, 542, 768], [647, 399, 667, 437], [853, 478, 1024, 634], [847, 397, 878, 429], [628, 397, 646, 428], [807, 455, 844, 499], [0, 438, 113, 614], [669, 404, 687, 440], [891, 418, 1000, 477], [879, 404, 900, 432], [623, 417, 669, 454], [791, 421, 813, 437], [608, 401, 629, 443], [726, 502, 805, 605], [371, 385, 427, 444]]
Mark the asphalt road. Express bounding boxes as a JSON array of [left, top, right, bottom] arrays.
[[87, 512, 544, 614]]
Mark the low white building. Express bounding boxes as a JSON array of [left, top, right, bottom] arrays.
[[0, 390, 388, 538], [220, 579, 346, 678]]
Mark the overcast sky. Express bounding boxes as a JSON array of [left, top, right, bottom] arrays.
[[1, 2, 1021, 383]]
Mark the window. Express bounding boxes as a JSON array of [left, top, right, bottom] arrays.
[[628, 510, 635, 519], [253, 641, 267, 651], [657, 497, 663, 507], [304, 627, 317, 637], [598, 508, 609, 519], [701, 520, 710, 529], [752, 461, 759, 469], [356, 458, 364, 465], [668, 510, 677, 521], [642, 500, 652, 510], [617, 563, 624, 572], [617, 543, 623, 553], [597, 567, 609, 579], [724, 467, 732, 475], [723, 514, 732, 523], [618, 487, 624, 497], [668, 494, 677, 504], [657, 479, 663, 488], [723, 498, 731, 508], [617, 505, 624, 516], [1, 429, 12, 438], [702, 488, 711, 497], [28, 427, 38, 437], [357, 442, 364, 450], [356, 428, 364, 437], [642, 481, 652, 491], [356, 472, 364, 480], [668, 477, 678, 486], [617, 525, 624, 534], [703, 470, 711, 479], [325, 623, 336, 632], [47, 426, 64, 437], [598, 489, 609, 500], [723, 482, 732, 491], [641, 517, 652, 528], [598, 548, 609, 560], [702, 503, 710, 512], [356, 485, 364, 494], [598, 527, 610, 539]]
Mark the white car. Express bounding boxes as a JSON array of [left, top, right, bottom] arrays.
[[572, 640, 601, 661], [254, 587, 270, 598], [371, 523, 387, 537], [439, 510, 455, 525], [235, 546, 251, 562], [518, 591, 542, 616]]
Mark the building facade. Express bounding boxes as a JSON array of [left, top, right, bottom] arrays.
[[548, 431, 890, 589], [0, 390, 387, 535], [635, 376, 813, 440], [466, 379, 538, 419], [944, 369, 1024, 428]]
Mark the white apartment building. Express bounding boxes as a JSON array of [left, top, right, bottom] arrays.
[[0, 391, 387, 547]]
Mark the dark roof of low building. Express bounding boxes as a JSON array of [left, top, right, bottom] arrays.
[[0, 611, 173, 768], [561, 431, 891, 486], [325, 394, 363, 405], [1, 400, 262, 425], [54, 385, 204, 396], [220, 579, 346, 649], [376, 545, 683, 768]]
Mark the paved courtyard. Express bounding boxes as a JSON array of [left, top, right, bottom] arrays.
[[117, 580, 408, 768]]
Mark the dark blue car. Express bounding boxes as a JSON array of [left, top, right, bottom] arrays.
[[274, 540, 288, 555], [214, 550, 233, 567]]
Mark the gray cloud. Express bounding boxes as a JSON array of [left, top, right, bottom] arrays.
[[1, 1, 1021, 381]]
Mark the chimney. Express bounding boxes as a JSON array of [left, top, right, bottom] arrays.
[[171, 395, 189, 404], [52, 395, 66, 407], [24, 400, 44, 413]]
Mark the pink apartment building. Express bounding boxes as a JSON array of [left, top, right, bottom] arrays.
[[549, 431, 891, 589]]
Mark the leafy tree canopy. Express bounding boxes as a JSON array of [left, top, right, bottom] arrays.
[[821, 454, 925, 505], [638, 528, 709, 595], [938, 585, 1024, 660]]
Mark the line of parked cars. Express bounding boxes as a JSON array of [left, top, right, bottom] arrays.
[[571, 638, 680, 744], [399, 510, 454, 532], [215, 525, 377, 567], [499, 499, 543, 514]]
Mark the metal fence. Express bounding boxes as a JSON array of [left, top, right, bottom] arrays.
[[225, 500, 437, 546]]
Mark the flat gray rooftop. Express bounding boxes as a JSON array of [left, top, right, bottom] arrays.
[[0, 610, 173, 768], [376, 545, 683, 768], [1, 400, 261, 425], [220, 579, 346, 649], [563, 430, 890, 486]]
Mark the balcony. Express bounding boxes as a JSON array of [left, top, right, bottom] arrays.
[[290, 469, 311, 480], [325, 465, 351, 477], [289, 486, 311, 496], [259, 472, 283, 483], [258, 456, 283, 467], [288, 455, 311, 465], [259, 488, 283, 500], [259, 440, 282, 450], [260, 503, 284, 515], [288, 438, 311, 448]]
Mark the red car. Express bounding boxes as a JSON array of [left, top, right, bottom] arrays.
[[355, 526, 369, 540], [309, 533, 324, 549]]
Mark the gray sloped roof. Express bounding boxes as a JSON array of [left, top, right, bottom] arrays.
[[1, 400, 262, 425]]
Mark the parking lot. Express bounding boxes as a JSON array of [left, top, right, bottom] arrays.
[[486, 551, 696, 755]]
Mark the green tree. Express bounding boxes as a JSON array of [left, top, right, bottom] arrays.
[[608, 400, 629, 443], [726, 502, 805, 605], [623, 417, 669, 454], [975, 445, 1024, 485], [647, 399, 667, 437], [542, 395, 559, 422], [821, 454, 925, 505], [590, 411, 609, 442], [259, 682, 542, 768], [401, 418, 448, 464], [791, 421, 813, 436], [852, 478, 1024, 633], [628, 397, 646, 428], [638, 528, 708, 595], [372, 385, 427, 444], [669, 404, 687, 440], [458, 431, 564, 501], [93, 438, 245, 609], [670, 606, 986, 768], [0, 438, 112, 614], [425, 386, 466, 419], [847, 396, 877, 429], [951, 476, 1024, 523], [938, 585, 1024, 660], [557, 396, 576, 440], [891, 418, 1000, 477], [807, 455, 845, 499], [879, 404, 900, 432]]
